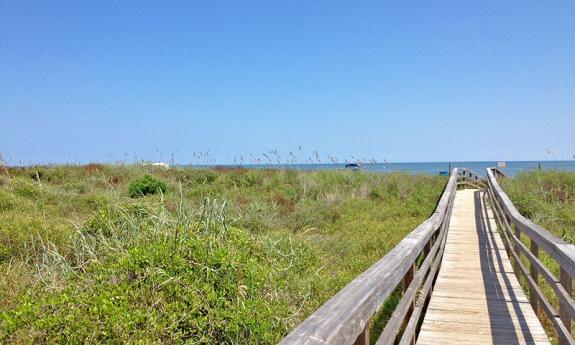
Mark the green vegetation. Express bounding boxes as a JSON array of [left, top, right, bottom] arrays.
[[0, 165, 446, 344], [502, 170, 575, 344], [503, 170, 575, 244], [128, 174, 167, 198]]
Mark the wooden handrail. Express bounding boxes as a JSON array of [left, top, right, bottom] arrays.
[[279, 168, 473, 345], [486, 168, 575, 345], [457, 167, 485, 189], [490, 167, 507, 178], [486, 168, 575, 277], [458, 167, 482, 181]]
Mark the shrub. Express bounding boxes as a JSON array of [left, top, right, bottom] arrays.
[[128, 175, 166, 198]]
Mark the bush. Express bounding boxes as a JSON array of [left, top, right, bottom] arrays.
[[128, 175, 166, 198]]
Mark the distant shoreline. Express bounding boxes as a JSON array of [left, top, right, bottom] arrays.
[[6, 160, 575, 177], [180, 160, 575, 177]]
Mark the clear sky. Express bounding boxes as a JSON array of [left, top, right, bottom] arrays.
[[1, 1, 574, 165]]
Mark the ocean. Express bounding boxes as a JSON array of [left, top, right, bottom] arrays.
[[186, 161, 575, 177]]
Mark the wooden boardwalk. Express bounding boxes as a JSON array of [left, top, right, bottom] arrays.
[[417, 189, 551, 345], [280, 168, 574, 345]]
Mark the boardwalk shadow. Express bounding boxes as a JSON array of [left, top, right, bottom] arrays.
[[474, 190, 536, 345]]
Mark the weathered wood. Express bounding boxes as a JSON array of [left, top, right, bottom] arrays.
[[457, 180, 484, 189], [487, 187, 513, 255], [281, 168, 571, 345], [424, 240, 431, 257], [278, 169, 460, 345], [376, 223, 448, 345], [354, 325, 369, 345], [417, 189, 551, 345], [403, 264, 416, 345], [560, 268, 573, 343], [514, 223, 521, 274], [486, 169, 575, 278], [506, 241, 574, 345], [491, 167, 507, 179], [456, 168, 485, 189], [375, 278, 418, 345], [402, 220, 449, 345], [458, 168, 482, 182], [487, 167, 575, 344], [379, 180, 456, 345], [506, 227, 575, 321], [530, 240, 539, 311]]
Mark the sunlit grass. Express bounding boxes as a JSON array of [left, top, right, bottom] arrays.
[[0, 164, 446, 343]]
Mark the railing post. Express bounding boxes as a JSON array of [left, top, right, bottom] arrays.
[[354, 324, 370, 345], [424, 239, 431, 257], [403, 264, 416, 345], [513, 224, 521, 274], [529, 240, 539, 312], [559, 267, 573, 343]]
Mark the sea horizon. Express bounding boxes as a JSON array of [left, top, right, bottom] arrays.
[[182, 159, 575, 177]]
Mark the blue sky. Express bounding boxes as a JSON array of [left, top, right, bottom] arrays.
[[1, 1, 574, 165]]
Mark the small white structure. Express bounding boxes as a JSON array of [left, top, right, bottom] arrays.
[[143, 162, 170, 169]]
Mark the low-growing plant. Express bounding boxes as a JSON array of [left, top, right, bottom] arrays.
[[128, 174, 167, 198]]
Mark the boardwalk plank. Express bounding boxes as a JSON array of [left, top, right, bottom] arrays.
[[416, 189, 551, 345]]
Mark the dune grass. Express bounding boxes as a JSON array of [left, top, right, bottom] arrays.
[[0, 165, 446, 344], [503, 170, 575, 244]]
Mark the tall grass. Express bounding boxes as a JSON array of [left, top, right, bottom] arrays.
[[0, 165, 446, 343], [503, 170, 575, 243]]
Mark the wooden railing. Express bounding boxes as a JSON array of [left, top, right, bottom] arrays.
[[279, 168, 481, 345], [457, 167, 485, 189], [486, 168, 575, 345]]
